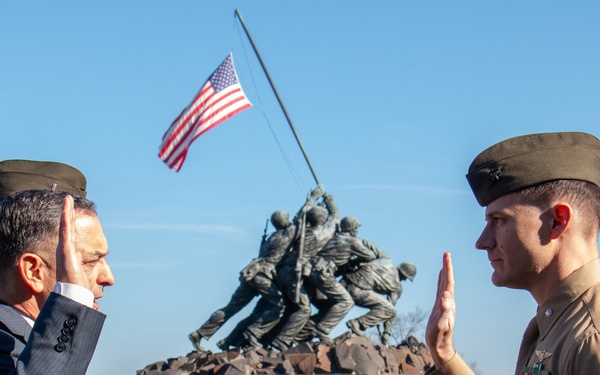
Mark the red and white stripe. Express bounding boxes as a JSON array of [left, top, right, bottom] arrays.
[[158, 66, 251, 172]]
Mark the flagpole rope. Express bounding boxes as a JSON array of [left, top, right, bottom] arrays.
[[235, 22, 309, 195], [234, 9, 322, 189]]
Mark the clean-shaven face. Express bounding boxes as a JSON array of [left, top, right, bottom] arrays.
[[475, 192, 552, 290], [74, 213, 115, 310]]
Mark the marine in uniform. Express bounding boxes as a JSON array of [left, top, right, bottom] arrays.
[[425, 132, 600, 375]]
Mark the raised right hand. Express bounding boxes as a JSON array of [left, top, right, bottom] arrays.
[[425, 252, 456, 367], [55, 195, 91, 290]]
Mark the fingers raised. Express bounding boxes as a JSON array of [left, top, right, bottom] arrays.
[[56, 195, 89, 289]]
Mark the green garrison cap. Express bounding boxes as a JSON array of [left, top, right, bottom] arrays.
[[466, 132, 600, 207], [0, 159, 87, 200]]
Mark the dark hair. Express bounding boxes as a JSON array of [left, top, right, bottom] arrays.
[[0, 190, 96, 270], [517, 180, 600, 238]]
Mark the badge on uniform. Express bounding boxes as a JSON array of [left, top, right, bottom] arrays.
[[521, 350, 552, 375]]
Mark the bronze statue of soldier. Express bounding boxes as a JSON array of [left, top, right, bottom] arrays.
[[188, 187, 324, 351], [302, 216, 390, 343], [342, 258, 416, 344], [270, 192, 339, 351]]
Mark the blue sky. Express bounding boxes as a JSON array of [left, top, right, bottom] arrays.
[[2, 2, 600, 374]]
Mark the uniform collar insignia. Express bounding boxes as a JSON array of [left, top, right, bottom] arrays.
[[535, 349, 553, 363]]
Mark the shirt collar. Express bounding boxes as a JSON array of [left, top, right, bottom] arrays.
[[536, 258, 600, 340]]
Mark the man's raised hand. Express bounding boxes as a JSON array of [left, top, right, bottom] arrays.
[[425, 252, 457, 367], [56, 195, 91, 290]]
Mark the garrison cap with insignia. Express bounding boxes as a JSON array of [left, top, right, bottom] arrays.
[[0, 159, 87, 200], [466, 132, 600, 206]]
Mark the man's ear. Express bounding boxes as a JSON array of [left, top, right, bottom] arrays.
[[17, 253, 47, 294], [550, 203, 572, 240]]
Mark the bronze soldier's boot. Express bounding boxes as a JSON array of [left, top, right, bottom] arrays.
[[271, 337, 290, 351], [188, 330, 205, 351], [295, 318, 316, 342], [313, 327, 333, 346], [346, 319, 365, 337], [243, 330, 262, 350], [216, 338, 230, 351]]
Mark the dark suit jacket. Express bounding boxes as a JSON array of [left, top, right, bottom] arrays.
[[0, 292, 105, 374]]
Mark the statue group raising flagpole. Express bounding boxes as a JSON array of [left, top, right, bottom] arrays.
[[164, 10, 417, 353]]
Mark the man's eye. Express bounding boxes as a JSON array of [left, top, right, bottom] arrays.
[[83, 260, 98, 267]]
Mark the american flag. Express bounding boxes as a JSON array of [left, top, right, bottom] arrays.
[[158, 53, 252, 172]]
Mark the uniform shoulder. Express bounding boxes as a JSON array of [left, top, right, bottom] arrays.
[[582, 281, 600, 326]]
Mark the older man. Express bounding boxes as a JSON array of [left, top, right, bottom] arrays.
[[426, 132, 600, 375], [0, 159, 115, 374]]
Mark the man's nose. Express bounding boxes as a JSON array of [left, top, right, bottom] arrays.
[[475, 226, 494, 251], [100, 263, 115, 286]]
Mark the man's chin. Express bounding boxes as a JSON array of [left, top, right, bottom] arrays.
[[491, 272, 507, 287], [491, 273, 523, 289]]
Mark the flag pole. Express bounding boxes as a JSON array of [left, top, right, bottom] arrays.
[[234, 9, 321, 187]]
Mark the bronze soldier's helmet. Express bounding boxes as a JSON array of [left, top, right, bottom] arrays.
[[340, 216, 361, 232], [398, 262, 417, 281], [306, 206, 328, 226], [271, 210, 290, 230]]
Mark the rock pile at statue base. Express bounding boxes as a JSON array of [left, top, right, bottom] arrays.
[[137, 333, 433, 375]]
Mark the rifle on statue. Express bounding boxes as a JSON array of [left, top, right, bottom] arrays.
[[260, 218, 269, 248]]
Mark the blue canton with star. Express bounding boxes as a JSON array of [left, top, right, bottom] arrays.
[[209, 55, 239, 93]]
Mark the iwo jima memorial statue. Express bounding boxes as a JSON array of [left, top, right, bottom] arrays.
[[146, 10, 431, 375]]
